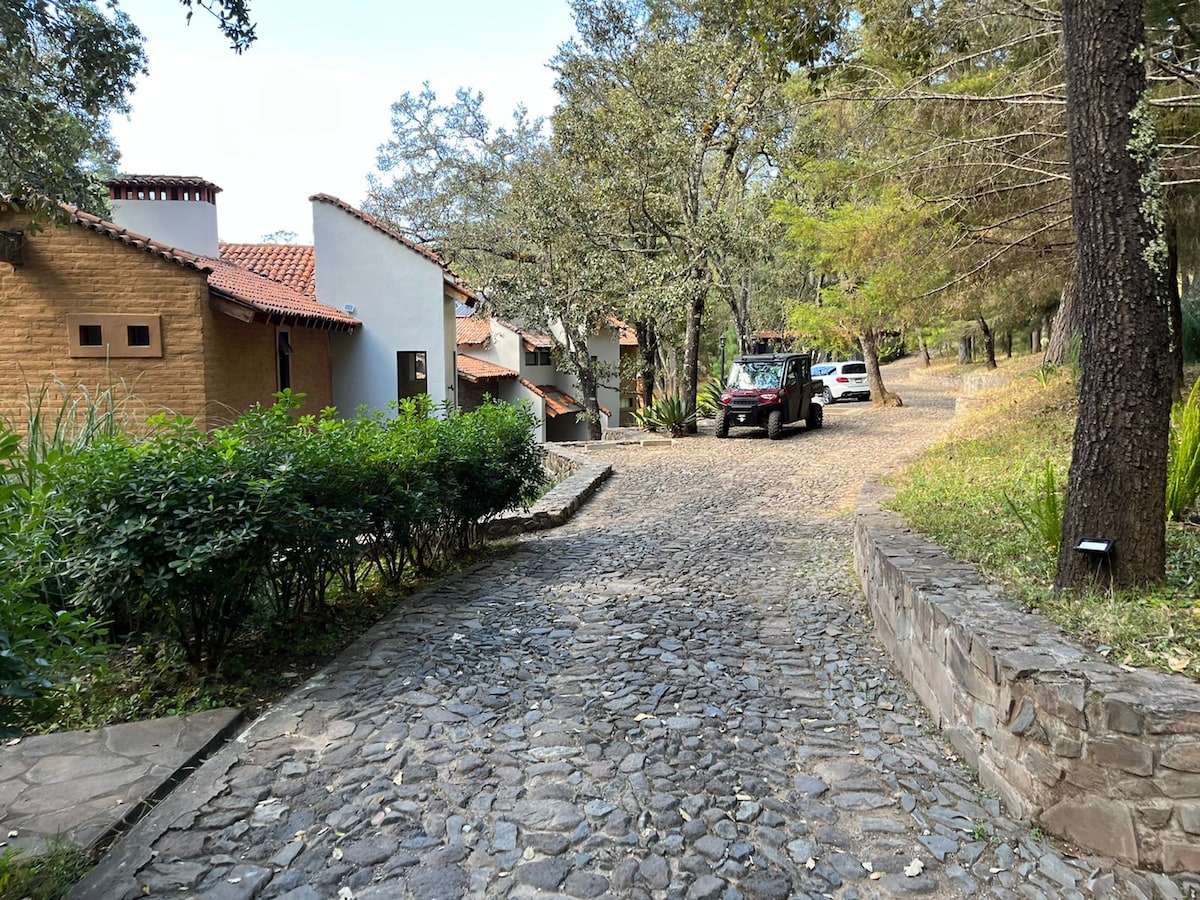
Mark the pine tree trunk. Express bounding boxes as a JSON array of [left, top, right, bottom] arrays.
[[636, 320, 658, 409], [1044, 273, 1080, 366], [1030, 328, 1041, 353], [979, 316, 997, 369], [957, 334, 972, 366], [1055, 0, 1173, 591], [1003, 331, 1013, 358], [861, 329, 902, 407], [681, 277, 705, 435], [917, 330, 931, 367]]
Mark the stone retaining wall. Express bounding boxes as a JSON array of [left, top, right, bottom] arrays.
[[854, 481, 1200, 872], [480, 445, 612, 539]]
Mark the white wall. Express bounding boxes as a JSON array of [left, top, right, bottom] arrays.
[[110, 199, 220, 258], [314, 201, 454, 417]]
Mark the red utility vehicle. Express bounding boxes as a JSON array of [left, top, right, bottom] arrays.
[[715, 353, 823, 440]]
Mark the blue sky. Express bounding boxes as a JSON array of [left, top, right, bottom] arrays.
[[108, 0, 576, 242]]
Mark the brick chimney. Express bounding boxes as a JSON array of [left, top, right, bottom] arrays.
[[105, 176, 221, 258]]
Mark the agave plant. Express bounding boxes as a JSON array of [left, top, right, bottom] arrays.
[[633, 395, 697, 437]]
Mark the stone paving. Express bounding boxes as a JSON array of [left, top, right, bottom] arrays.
[[75, 361, 1192, 899]]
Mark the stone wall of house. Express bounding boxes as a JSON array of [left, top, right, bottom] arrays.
[[854, 480, 1200, 872], [0, 214, 213, 428]]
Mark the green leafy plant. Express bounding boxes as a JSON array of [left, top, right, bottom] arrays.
[[1003, 460, 1064, 552], [1167, 379, 1200, 522], [696, 376, 726, 418], [1032, 364, 1058, 387], [633, 395, 697, 437]]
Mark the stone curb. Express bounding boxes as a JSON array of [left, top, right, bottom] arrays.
[[479, 445, 613, 539], [853, 480, 1200, 872]]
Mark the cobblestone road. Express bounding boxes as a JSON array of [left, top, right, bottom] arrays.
[[77, 362, 1181, 899]]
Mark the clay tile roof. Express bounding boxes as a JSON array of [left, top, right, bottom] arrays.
[[308, 194, 477, 303], [64, 204, 356, 331], [68, 206, 213, 272], [457, 354, 517, 382], [456, 316, 491, 346], [202, 258, 359, 330], [104, 175, 223, 192], [221, 242, 316, 297], [610, 316, 638, 346], [521, 332, 555, 350]]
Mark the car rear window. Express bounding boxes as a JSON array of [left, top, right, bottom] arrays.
[[842, 363, 867, 374]]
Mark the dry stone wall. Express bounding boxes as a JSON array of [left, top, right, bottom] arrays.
[[854, 480, 1200, 872], [480, 446, 611, 539]]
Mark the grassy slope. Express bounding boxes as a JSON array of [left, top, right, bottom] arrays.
[[887, 363, 1200, 680]]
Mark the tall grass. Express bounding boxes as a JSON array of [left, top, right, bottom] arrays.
[[1167, 379, 1200, 521], [3, 378, 141, 497]]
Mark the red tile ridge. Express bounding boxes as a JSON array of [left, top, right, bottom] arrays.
[[65, 204, 214, 273]]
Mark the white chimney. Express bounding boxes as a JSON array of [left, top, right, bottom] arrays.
[[106, 176, 221, 258]]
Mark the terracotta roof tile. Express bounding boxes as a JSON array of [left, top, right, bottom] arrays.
[[202, 258, 359, 330], [309, 194, 477, 302], [105, 175, 222, 193], [64, 205, 357, 331], [518, 381, 607, 419], [610, 316, 638, 347], [68, 206, 213, 272], [221, 242, 316, 297], [457, 354, 517, 382], [456, 316, 491, 346], [521, 333, 555, 350], [520, 380, 579, 417]]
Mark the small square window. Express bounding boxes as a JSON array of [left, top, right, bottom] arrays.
[[525, 349, 537, 366], [79, 324, 103, 346], [539, 350, 552, 366], [127, 324, 151, 347]]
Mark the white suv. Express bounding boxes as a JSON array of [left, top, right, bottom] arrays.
[[812, 361, 871, 403]]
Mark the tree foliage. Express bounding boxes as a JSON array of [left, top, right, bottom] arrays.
[[0, 0, 256, 217]]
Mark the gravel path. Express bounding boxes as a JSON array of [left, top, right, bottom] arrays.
[[76, 360, 1178, 899]]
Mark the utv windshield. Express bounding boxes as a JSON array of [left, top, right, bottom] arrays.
[[728, 361, 783, 390]]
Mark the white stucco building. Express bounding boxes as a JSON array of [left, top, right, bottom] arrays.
[[455, 313, 622, 442], [310, 195, 473, 416]]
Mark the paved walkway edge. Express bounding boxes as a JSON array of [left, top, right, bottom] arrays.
[[481, 445, 613, 539], [854, 479, 1200, 872], [86, 709, 247, 855]]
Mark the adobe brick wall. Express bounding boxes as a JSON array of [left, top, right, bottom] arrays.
[[0, 212, 211, 427], [203, 317, 333, 427], [854, 480, 1200, 872], [0, 212, 335, 432]]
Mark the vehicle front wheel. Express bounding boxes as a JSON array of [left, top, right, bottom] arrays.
[[821, 387, 834, 405], [767, 409, 783, 440], [806, 402, 823, 430], [715, 408, 730, 438]]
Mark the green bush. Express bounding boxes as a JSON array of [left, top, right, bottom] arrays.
[[696, 377, 726, 418], [50, 416, 277, 672], [46, 394, 545, 673], [1003, 460, 1064, 552]]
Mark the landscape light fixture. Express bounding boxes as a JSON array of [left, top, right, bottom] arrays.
[[1074, 537, 1115, 557]]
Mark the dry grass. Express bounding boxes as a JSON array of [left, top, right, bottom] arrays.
[[888, 362, 1200, 681]]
